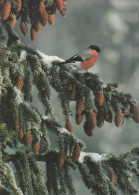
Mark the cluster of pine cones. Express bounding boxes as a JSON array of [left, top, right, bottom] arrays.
[[0, 0, 66, 41], [66, 88, 139, 137]]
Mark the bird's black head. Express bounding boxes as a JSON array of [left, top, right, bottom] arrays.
[[89, 45, 101, 53]]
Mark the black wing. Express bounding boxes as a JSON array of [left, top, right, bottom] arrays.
[[65, 54, 84, 63]]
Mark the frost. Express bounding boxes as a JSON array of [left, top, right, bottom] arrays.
[[36, 50, 65, 68], [19, 50, 27, 61], [78, 152, 107, 163], [13, 87, 23, 104]]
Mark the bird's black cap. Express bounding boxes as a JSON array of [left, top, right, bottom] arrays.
[[89, 45, 101, 53]]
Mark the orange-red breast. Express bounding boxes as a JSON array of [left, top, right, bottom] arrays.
[[61, 45, 101, 71]]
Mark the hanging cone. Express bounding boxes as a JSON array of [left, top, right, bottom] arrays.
[[55, 0, 66, 16], [40, 10, 48, 26], [69, 88, 76, 101], [33, 22, 42, 32], [72, 144, 81, 162], [18, 129, 24, 140], [58, 150, 65, 167], [84, 120, 93, 136], [15, 0, 22, 12], [88, 110, 97, 127], [26, 132, 32, 146], [111, 173, 116, 184], [97, 112, 104, 128], [15, 119, 19, 130], [76, 114, 83, 125], [130, 104, 139, 123], [11, 13, 16, 28], [104, 110, 112, 123], [31, 27, 37, 41], [16, 76, 23, 91], [76, 97, 85, 115], [48, 14, 55, 25], [95, 90, 104, 107], [1, 0, 11, 20], [20, 21, 28, 36], [38, 1, 45, 16], [115, 109, 123, 127], [65, 119, 73, 134], [33, 141, 40, 154]]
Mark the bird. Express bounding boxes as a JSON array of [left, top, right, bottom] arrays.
[[61, 45, 101, 71]]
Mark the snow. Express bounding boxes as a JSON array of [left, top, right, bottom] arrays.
[[36, 50, 65, 68], [13, 87, 23, 104], [59, 127, 70, 135], [78, 152, 107, 163], [42, 116, 49, 120], [19, 50, 27, 61]]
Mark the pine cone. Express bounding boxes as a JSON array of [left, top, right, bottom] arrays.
[[84, 120, 93, 136], [130, 104, 139, 123], [1, 0, 11, 20], [40, 10, 48, 26], [11, 13, 16, 28], [69, 88, 76, 101], [72, 144, 81, 162], [58, 150, 65, 167], [20, 21, 28, 36], [33, 141, 40, 154], [97, 112, 104, 128], [48, 14, 55, 25], [26, 132, 32, 146], [15, 119, 19, 130], [76, 114, 83, 125], [16, 76, 23, 91], [38, 1, 45, 16], [115, 109, 123, 127], [104, 110, 112, 123], [111, 173, 116, 184], [76, 97, 85, 115], [33, 22, 42, 32], [65, 119, 73, 134], [88, 110, 97, 127], [18, 129, 24, 140], [55, 0, 66, 16], [31, 27, 37, 41], [95, 90, 104, 107], [16, 0, 22, 12]]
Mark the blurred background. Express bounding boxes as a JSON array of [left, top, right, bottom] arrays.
[[14, 0, 139, 194]]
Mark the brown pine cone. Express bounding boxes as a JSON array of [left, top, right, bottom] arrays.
[[58, 150, 65, 167], [18, 129, 24, 140], [111, 173, 116, 184], [26, 132, 32, 146], [40, 10, 48, 26], [95, 90, 104, 107], [130, 104, 139, 123], [76, 97, 85, 115], [84, 120, 93, 136], [69, 88, 76, 101], [104, 110, 112, 123], [72, 144, 81, 162], [15, 119, 19, 130], [1, 0, 11, 20], [97, 112, 104, 128], [76, 114, 83, 125], [55, 0, 66, 16], [33, 141, 40, 154], [20, 21, 28, 36], [16, 76, 23, 91], [65, 119, 73, 134], [88, 110, 97, 127], [15, 0, 22, 12], [38, 1, 45, 16], [48, 14, 55, 25], [33, 22, 42, 32], [11, 13, 16, 27], [115, 109, 123, 127], [31, 27, 37, 41]]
